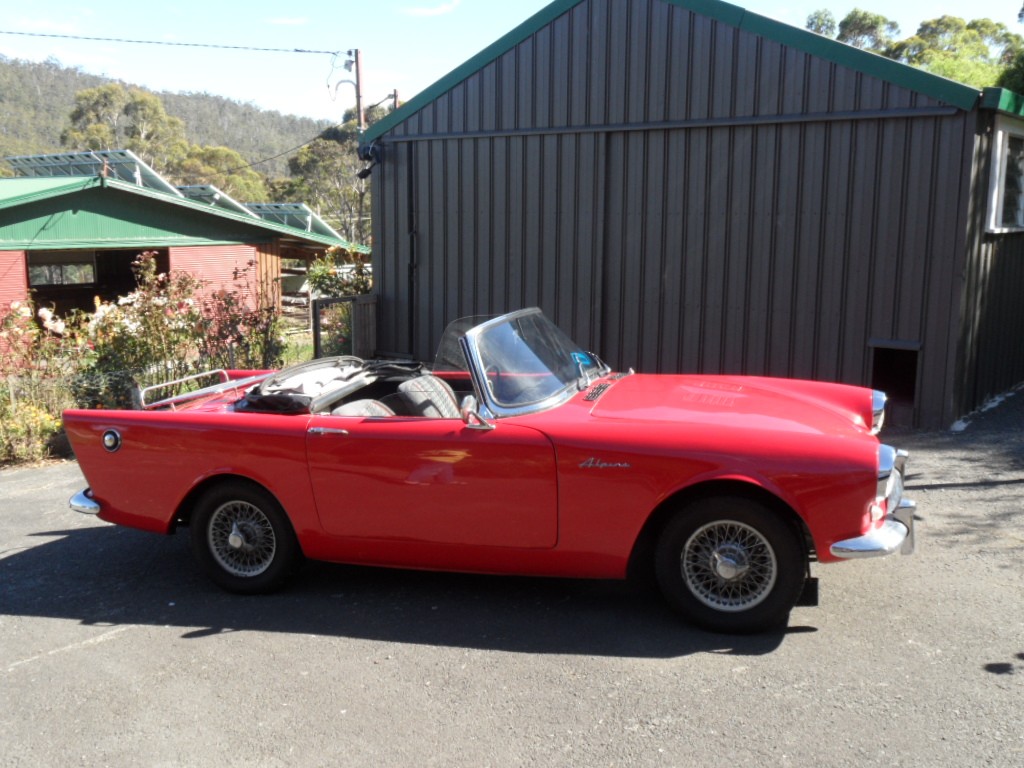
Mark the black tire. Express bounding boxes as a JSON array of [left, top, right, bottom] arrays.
[[655, 496, 805, 634], [189, 480, 301, 594]]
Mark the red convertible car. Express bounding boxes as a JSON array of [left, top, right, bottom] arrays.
[[64, 308, 914, 633]]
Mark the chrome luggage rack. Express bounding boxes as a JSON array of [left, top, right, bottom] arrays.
[[139, 369, 265, 410]]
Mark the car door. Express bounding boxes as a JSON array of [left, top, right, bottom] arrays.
[[306, 414, 558, 549]]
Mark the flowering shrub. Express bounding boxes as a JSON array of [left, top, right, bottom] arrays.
[[0, 300, 85, 462], [0, 251, 287, 463], [318, 302, 355, 357], [71, 252, 287, 408], [199, 262, 284, 371], [75, 253, 204, 407]]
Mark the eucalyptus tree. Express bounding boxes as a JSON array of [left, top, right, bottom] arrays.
[[805, 8, 1023, 89]]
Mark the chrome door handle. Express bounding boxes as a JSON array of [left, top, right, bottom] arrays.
[[309, 427, 350, 436]]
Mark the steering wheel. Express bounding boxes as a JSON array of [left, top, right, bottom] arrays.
[[483, 365, 502, 398]]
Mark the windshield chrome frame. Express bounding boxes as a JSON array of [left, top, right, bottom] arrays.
[[460, 307, 602, 419]]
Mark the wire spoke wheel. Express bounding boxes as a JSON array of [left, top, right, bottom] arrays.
[[208, 500, 278, 578], [682, 520, 777, 612], [190, 481, 300, 594], [655, 496, 805, 633]]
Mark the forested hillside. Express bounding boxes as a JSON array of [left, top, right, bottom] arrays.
[[0, 55, 332, 177]]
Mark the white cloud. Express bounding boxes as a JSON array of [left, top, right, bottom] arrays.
[[402, 0, 461, 18]]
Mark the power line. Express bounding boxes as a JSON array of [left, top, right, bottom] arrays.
[[0, 28, 363, 175], [225, 133, 333, 174], [0, 29, 339, 55]]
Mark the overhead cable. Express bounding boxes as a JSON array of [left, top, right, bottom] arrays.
[[0, 29, 338, 55]]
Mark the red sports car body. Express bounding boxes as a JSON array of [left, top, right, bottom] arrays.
[[64, 308, 915, 633]]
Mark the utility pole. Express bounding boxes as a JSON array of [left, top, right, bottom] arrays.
[[346, 49, 365, 132]]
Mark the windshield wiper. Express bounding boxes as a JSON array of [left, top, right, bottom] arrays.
[[572, 351, 610, 390], [570, 352, 591, 390]]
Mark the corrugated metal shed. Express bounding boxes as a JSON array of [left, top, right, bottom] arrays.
[[360, 0, 1024, 428]]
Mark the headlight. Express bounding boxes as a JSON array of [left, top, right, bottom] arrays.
[[871, 390, 887, 434]]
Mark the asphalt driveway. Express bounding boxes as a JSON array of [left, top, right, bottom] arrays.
[[1, 399, 1022, 767]]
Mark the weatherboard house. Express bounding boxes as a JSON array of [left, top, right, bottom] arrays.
[[0, 150, 365, 318], [359, 0, 1024, 429]]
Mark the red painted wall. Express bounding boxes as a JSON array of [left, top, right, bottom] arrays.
[[169, 244, 259, 307], [0, 251, 29, 358], [0, 251, 28, 310]]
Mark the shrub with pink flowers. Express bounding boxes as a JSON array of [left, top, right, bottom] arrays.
[[0, 300, 87, 462], [0, 252, 286, 463]]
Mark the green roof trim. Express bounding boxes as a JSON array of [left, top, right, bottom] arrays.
[[0, 176, 370, 253], [363, 0, 582, 142], [362, 0, 984, 145], [730, 6, 980, 111], [981, 87, 1024, 117]]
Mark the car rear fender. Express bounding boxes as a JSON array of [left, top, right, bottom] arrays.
[[171, 474, 305, 555]]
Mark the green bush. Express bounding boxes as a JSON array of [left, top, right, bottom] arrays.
[[0, 391, 61, 463], [317, 302, 355, 357], [0, 305, 79, 462], [307, 246, 372, 298], [199, 264, 284, 371], [0, 252, 287, 463]]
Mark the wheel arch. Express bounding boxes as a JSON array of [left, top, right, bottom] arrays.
[[626, 479, 814, 582], [174, 474, 286, 531]]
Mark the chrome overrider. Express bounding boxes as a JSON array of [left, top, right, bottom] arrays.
[[70, 488, 101, 515], [831, 445, 916, 558]]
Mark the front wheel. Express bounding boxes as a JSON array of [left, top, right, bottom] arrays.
[[190, 481, 301, 594], [655, 496, 805, 634]]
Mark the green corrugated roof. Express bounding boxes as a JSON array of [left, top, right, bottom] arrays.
[[0, 176, 369, 253], [362, 0, 986, 144]]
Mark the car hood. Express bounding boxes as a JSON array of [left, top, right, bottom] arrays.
[[587, 374, 875, 436]]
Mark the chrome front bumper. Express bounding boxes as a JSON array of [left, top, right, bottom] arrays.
[[70, 488, 101, 515], [831, 445, 916, 559], [830, 500, 916, 558]]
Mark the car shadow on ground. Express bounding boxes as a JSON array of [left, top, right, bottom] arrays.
[[0, 524, 803, 659]]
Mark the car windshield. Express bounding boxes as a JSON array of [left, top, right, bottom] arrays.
[[462, 309, 608, 413]]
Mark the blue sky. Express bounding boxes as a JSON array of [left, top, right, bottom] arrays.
[[1, 1, 1022, 122]]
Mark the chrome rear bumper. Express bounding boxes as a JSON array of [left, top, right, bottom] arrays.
[[70, 488, 101, 515]]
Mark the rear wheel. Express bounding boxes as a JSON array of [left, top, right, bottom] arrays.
[[655, 496, 805, 633], [190, 481, 300, 594]]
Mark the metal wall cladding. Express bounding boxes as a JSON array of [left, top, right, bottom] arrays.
[[959, 121, 1024, 420], [371, 0, 979, 427]]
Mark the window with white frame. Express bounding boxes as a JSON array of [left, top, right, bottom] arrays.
[[27, 251, 97, 286], [987, 116, 1024, 232]]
